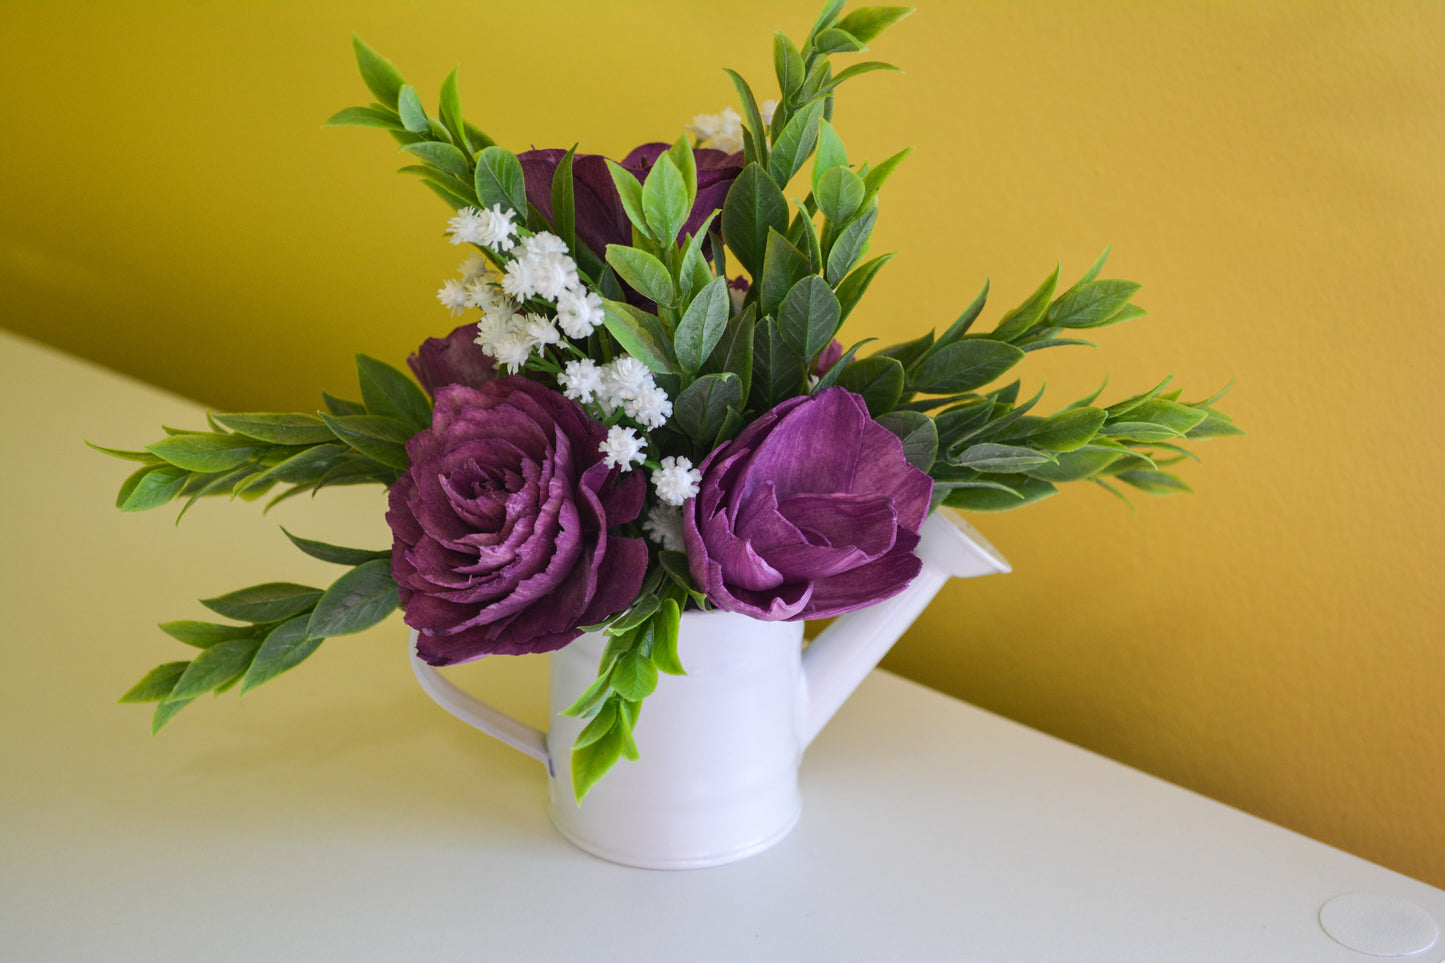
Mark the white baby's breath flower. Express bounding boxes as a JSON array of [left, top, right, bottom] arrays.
[[556, 288, 604, 339], [686, 106, 744, 153], [466, 281, 513, 315], [600, 356, 655, 406], [528, 251, 579, 301], [459, 254, 493, 283], [558, 358, 603, 404], [521, 231, 569, 258], [490, 331, 534, 373], [651, 456, 701, 507], [476, 204, 518, 251], [501, 256, 537, 300], [437, 279, 470, 316], [624, 381, 673, 429], [643, 502, 686, 552], [523, 313, 560, 349], [759, 99, 778, 127], [599, 425, 646, 471], [475, 308, 523, 355], [447, 207, 488, 246]]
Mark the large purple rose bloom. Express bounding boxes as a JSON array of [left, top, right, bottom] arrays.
[[519, 143, 742, 263], [389, 377, 648, 663], [683, 388, 934, 621], [407, 323, 495, 397]]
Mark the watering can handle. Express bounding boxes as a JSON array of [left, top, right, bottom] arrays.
[[409, 632, 552, 774]]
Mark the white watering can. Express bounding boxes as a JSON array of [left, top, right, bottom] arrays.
[[410, 508, 1009, 869]]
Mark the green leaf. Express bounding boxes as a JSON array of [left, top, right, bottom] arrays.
[[165, 637, 263, 704], [210, 413, 332, 446], [701, 304, 755, 400], [437, 67, 469, 152], [815, 166, 865, 225], [674, 276, 732, 373], [836, 356, 905, 416], [601, 299, 678, 375], [306, 559, 399, 638], [610, 649, 658, 702], [356, 354, 432, 434], [806, 0, 847, 44], [860, 146, 912, 203], [673, 373, 744, 449], [667, 135, 698, 207], [473, 146, 527, 218], [750, 317, 807, 410], [1029, 406, 1107, 452], [721, 163, 789, 278], [876, 410, 938, 471], [400, 141, 470, 180], [119, 662, 189, 703], [324, 106, 404, 130], [759, 228, 812, 319], [1024, 446, 1124, 483], [837, 6, 915, 43], [1098, 421, 1184, 443], [789, 200, 824, 274], [875, 330, 935, 372], [1045, 278, 1143, 329], [316, 412, 412, 471], [812, 338, 875, 392], [722, 68, 769, 169], [87, 441, 163, 464], [812, 119, 849, 195], [992, 263, 1060, 342], [835, 253, 895, 323], [1125, 398, 1210, 435], [146, 433, 265, 473], [823, 60, 901, 92], [117, 464, 189, 512], [933, 279, 990, 351], [825, 205, 877, 285], [1116, 469, 1193, 496], [641, 153, 689, 247], [814, 27, 866, 54], [774, 31, 806, 97], [911, 339, 1024, 394], [352, 36, 406, 110], [573, 698, 619, 749], [651, 599, 686, 676], [950, 443, 1056, 473], [158, 621, 258, 649], [241, 615, 323, 694], [778, 275, 842, 362], [396, 84, 428, 133], [605, 160, 648, 236], [571, 713, 627, 801], [943, 475, 1058, 512], [280, 527, 389, 567], [322, 392, 366, 417], [605, 245, 675, 307], [768, 100, 824, 188], [201, 583, 322, 624], [549, 144, 578, 258], [1185, 408, 1245, 439]]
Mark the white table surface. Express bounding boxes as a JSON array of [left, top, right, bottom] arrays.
[[2, 328, 1442, 962]]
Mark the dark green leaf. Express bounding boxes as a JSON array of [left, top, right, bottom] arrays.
[[1045, 278, 1143, 329], [836, 356, 904, 416], [1116, 469, 1193, 496], [778, 275, 841, 362], [769, 100, 824, 188], [1098, 421, 1184, 443], [1185, 408, 1245, 439], [119, 662, 189, 703], [212, 413, 335, 446], [701, 304, 755, 400], [165, 637, 263, 703], [1125, 398, 1210, 435], [943, 475, 1058, 512], [750, 317, 807, 410], [352, 36, 406, 110], [825, 205, 877, 285], [875, 330, 935, 372], [549, 144, 577, 257], [759, 228, 812, 318], [721, 163, 789, 278], [252, 443, 346, 485], [815, 165, 865, 225], [911, 339, 1024, 394], [812, 337, 875, 392], [473, 146, 526, 217], [673, 373, 744, 449], [317, 412, 413, 470], [281, 527, 390, 566], [241, 615, 323, 694], [201, 583, 322, 624], [158, 621, 257, 649], [933, 279, 990, 350], [87, 441, 162, 464], [674, 277, 732, 374], [722, 68, 769, 169], [876, 410, 938, 471], [306, 559, 399, 638], [835, 253, 894, 323], [991, 263, 1060, 342], [1029, 406, 1107, 452], [950, 443, 1056, 473], [1024, 446, 1124, 483], [118, 464, 189, 512], [322, 392, 366, 417], [356, 354, 432, 433]]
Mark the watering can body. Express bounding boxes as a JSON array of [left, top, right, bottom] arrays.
[[410, 509, 1009, 869]]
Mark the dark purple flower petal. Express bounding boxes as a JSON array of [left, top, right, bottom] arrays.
[[408, 324, 496, 397]]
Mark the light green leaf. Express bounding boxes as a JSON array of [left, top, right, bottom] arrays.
[[352, 36, 406, 110], [837, 6, 915, 43], [201, 583, 321, 624], [610, 649, 658, 702], [651, 600, 685, 676], [605, 245, 675, 307], [812, 119, 849, 196], [306, 559, 399, 638], [723, 68, 769, 168], [396, 84, 428, 132], [824, 60, 902, 93], [119, 662, 189, 704], [950, 443, 1056, 473], [814, 27, 866, 54], [158, 621, 257, 649], [768, 100, 825, 188], [211, 413, 334, 446], [641, 153, 689, 247], [815, 166, 865, 225], [117, 464, 189, 512], [323, 106, 404, 130], [1029, 406, 1107, 452], [1115, 469, 1193, 496], [674, 276, 732, 373], [773, 31, 806, 97], [667, 136, 698, 207], [992, 263, 1061, 343], [473, 146, 526, 218], [860, 146, 912, 204], [165, 637, 262, 704], [606, 160, 648, 236], [1045, 278, 1143, 329], [600, 299, 677, 375], [400, 141, 470, 180], [437, 68, 469, 152], [571, 712, 627, 801], [146, 434, 265, 473], [825, 205, 877, 285]]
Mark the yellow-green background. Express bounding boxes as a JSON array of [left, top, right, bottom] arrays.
[[3, 1, 1441, 886]]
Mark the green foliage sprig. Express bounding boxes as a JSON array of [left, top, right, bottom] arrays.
[[97, 354, 422, 730]]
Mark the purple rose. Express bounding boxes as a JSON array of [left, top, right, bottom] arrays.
[[683, 387, 934, 621], [389, 377, 648, 663], [519, 143, 743, 264], [407, 324, 496, 398]]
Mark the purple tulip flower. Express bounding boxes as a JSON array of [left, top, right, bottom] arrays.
[[407, 323, 496, 397], [683, 387, 934, 621], [519, 144, 742, 264], [389, 377, 648, 663]]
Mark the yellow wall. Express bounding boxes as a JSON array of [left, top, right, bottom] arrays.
[[3, 1, 1442, 885]]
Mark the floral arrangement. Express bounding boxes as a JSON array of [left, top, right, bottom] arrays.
[[98, 2, 1240, 799]]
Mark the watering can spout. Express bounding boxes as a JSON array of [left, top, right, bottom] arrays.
[[798, 509, 1010, 749]]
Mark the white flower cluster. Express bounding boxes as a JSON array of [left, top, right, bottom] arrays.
[[651, 456, 701, 507], [558, 356, 673, 429], [686, 102, 776, 154], [447, 204, 518, 252], [643, 503, 686, 552]]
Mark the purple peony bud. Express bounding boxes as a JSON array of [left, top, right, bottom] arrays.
[[812, 338, 845, 377], [519, 144, 743, 265], [683, 387, 934, 621], [407, 323, 496, 398], [388, 377, 648, 663]]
